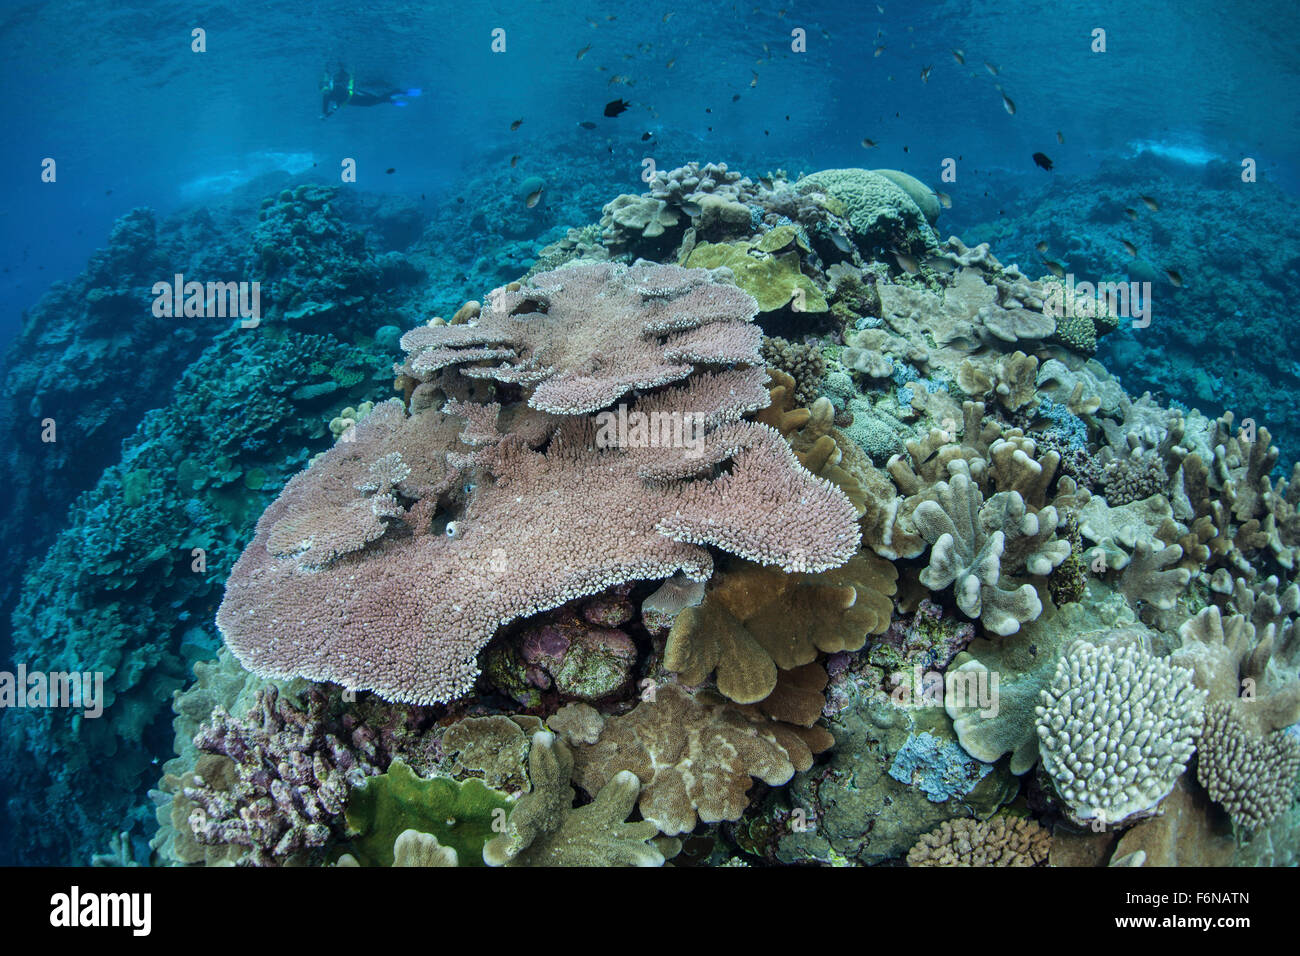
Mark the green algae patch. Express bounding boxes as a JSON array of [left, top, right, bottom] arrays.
[[685, 240, 827, 313], [344, 759, 512, 867]]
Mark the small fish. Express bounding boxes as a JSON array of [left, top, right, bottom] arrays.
[[510, 155, 520, 167], [105, 189, 113, 195], [830, 231, 852, 253], [510, 118, 523, 131], [1000, 91, 1016, 115], [1042, 259, 1065, 279], [663, 11, 674, 22], [1140, 195, 1160, 211], [1056, 130, 1064, 144], [1166, 268, 1183, 287], [924, 256, 956, 274], [680, 200, 702, 217], [1120, 239, 1137, 257], [385, 167, 396, 175], [903, 145, 909, 153], [1032, 152, 1053, 171], [604, 98, 630, 117], [577, 45, 591, 59], [876, 4, 884, 12], [578, 121, 597, 129], [920, 65, 932, 83], [457, 197, 465, 204], [894, 251, 919, 274], [420, 193, 425, 200], [641, 131, 653, 141], [874, 45, 885, 57], [984, 61, 999, 76], [666, 58, 676, 69], [1036, 240, 1048, 254], [932, 190, 952, 208], [952, 49, 965, 64], [609, 74, 630, 85], [705, 107, 711, 113], [751, 71, 758, 87], [732, 93, 741, 102], [861, 137, 878, 149], [1124, 207, 1138, 220], [525, 189, 543, 208]]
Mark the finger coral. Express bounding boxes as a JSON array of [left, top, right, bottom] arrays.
[[906, 815, 1051, 866], [913, 465, 1068, 635], [1197, 700, 1300, 831], [1035, 641, 1206, 828]]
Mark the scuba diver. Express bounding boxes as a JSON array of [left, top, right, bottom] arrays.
[[320, 66, 421, 119]]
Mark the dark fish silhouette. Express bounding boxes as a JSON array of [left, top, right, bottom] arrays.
[[1032, 152, 1053, 171], [578, 121, 597, 129], [385, 167, 396, 174], [641, 131, 653, 141], [510, 119, 523, 131], [604, 98, 630, 117]]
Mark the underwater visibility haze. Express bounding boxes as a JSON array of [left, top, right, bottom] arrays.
[[0, 0, 1299, 876]]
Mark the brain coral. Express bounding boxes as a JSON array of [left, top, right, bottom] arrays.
[[797, 168, 937, 249], [1035, 641, 1206, 827]]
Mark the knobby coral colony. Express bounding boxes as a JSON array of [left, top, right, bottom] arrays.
[[152, 162, 1300, 867]]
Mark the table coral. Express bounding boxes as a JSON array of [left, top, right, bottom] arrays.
[[399, 261, 763, 415]]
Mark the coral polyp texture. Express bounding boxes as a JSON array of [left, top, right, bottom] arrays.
[[1035, 641, 1206, 828], [217, 262, 859, 704]]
